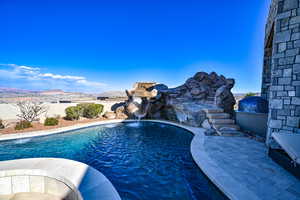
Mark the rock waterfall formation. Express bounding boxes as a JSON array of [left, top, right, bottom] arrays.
[[113, 72, 236, 128]]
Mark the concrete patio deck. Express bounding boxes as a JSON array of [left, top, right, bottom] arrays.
[[191, 132, 300, 200]]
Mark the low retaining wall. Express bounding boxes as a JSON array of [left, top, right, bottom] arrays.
[[235, 111, 268, 138]]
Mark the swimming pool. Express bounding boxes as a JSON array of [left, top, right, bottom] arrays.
[[0, 121, 226, 200]]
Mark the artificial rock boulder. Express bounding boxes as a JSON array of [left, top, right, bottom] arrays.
[[103, 111, 117, 119], [215, 78, 236, 116], [114, 72, 236, 127]]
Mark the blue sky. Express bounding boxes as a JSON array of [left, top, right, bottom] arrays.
[[0, 0, 271, 93]]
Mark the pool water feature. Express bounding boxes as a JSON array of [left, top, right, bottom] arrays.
[[0, 122, 226, 200]]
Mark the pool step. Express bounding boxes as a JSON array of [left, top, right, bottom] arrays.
[[206, 96, 215, 102], [204, 101, 215, 104]]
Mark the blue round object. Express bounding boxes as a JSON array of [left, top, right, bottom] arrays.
[[238, 96, 269, 113]]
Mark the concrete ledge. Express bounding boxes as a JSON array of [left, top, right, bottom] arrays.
[[0, 158, 121, 200]]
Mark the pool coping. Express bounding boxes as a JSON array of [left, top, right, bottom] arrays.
[[0, 119, 247, 200]]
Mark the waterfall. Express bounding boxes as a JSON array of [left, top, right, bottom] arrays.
[[132, 96, 150, 120], [174, 109, 188, 124]]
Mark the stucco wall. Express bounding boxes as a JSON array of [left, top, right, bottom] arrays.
[[0, 100, 123, 122]]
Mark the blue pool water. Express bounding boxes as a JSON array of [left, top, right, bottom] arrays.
[[0, 122, 226, 200]]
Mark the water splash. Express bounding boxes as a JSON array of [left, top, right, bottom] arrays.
[[135, 112, 147, 121], [175, 110, 188, 123], [132, 96, 150, 120], [133, 97, 143, 104], [126, 122, 141, 128]]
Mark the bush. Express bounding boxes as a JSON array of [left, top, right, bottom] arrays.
[[65, 106, 81, 120], [245, 92, 257, 97], [80, 103, 103, 118], [76, 103, 89, 115], [0, 119, 4, 129], [44, 117, 59, 126], [15, 120, 32, 130], [65, 103, 104, 120], [15, 101, 48, 122]]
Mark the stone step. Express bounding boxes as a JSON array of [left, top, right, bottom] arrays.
[[206, 96, 215, 101], [210, 119, 235, 124], [207, 113, 230, 119], [217, 130, 245, 137], [203, 108, 224, 113], [213, 124, 240, 131], [203, 101, 215, 105]]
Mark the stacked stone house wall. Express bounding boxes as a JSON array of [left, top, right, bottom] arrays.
[[262, 0, 300, 147]]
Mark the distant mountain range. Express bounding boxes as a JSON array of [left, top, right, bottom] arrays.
[[0, 87, 257, 98], [0, 87, 70, 94], [0, 87, 37, 94], [97, 91, 126, 97], [39, 89, 66, 95], [0, 87, 126, 97]]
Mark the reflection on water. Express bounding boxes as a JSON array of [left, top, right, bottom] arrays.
[[12, 138, 32, 144], [104, 123, 122, 128]]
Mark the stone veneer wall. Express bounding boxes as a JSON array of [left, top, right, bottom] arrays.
[[263, 0, 300, 147], [262, 0, 278, 100]]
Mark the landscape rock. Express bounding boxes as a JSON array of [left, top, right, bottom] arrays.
[[204, 128, 217, 136], [113, 71, 236, 127], [103, 112, 116, 119], [116, 112, 128, 119], [115, 106, 128, 119], [201, 119, 212, 129], [215, 79, 236, 116]]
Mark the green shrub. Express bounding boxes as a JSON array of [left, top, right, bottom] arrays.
[[245, 92, 257, 97], [80, 103, 103, 118], [65, 106, 81, 120], [65, 103, 104, 120], [0, 119, 4, 129], [76, 103, 89, 115], [44, 117, 59, 126], [15, 120, 32, 130]]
